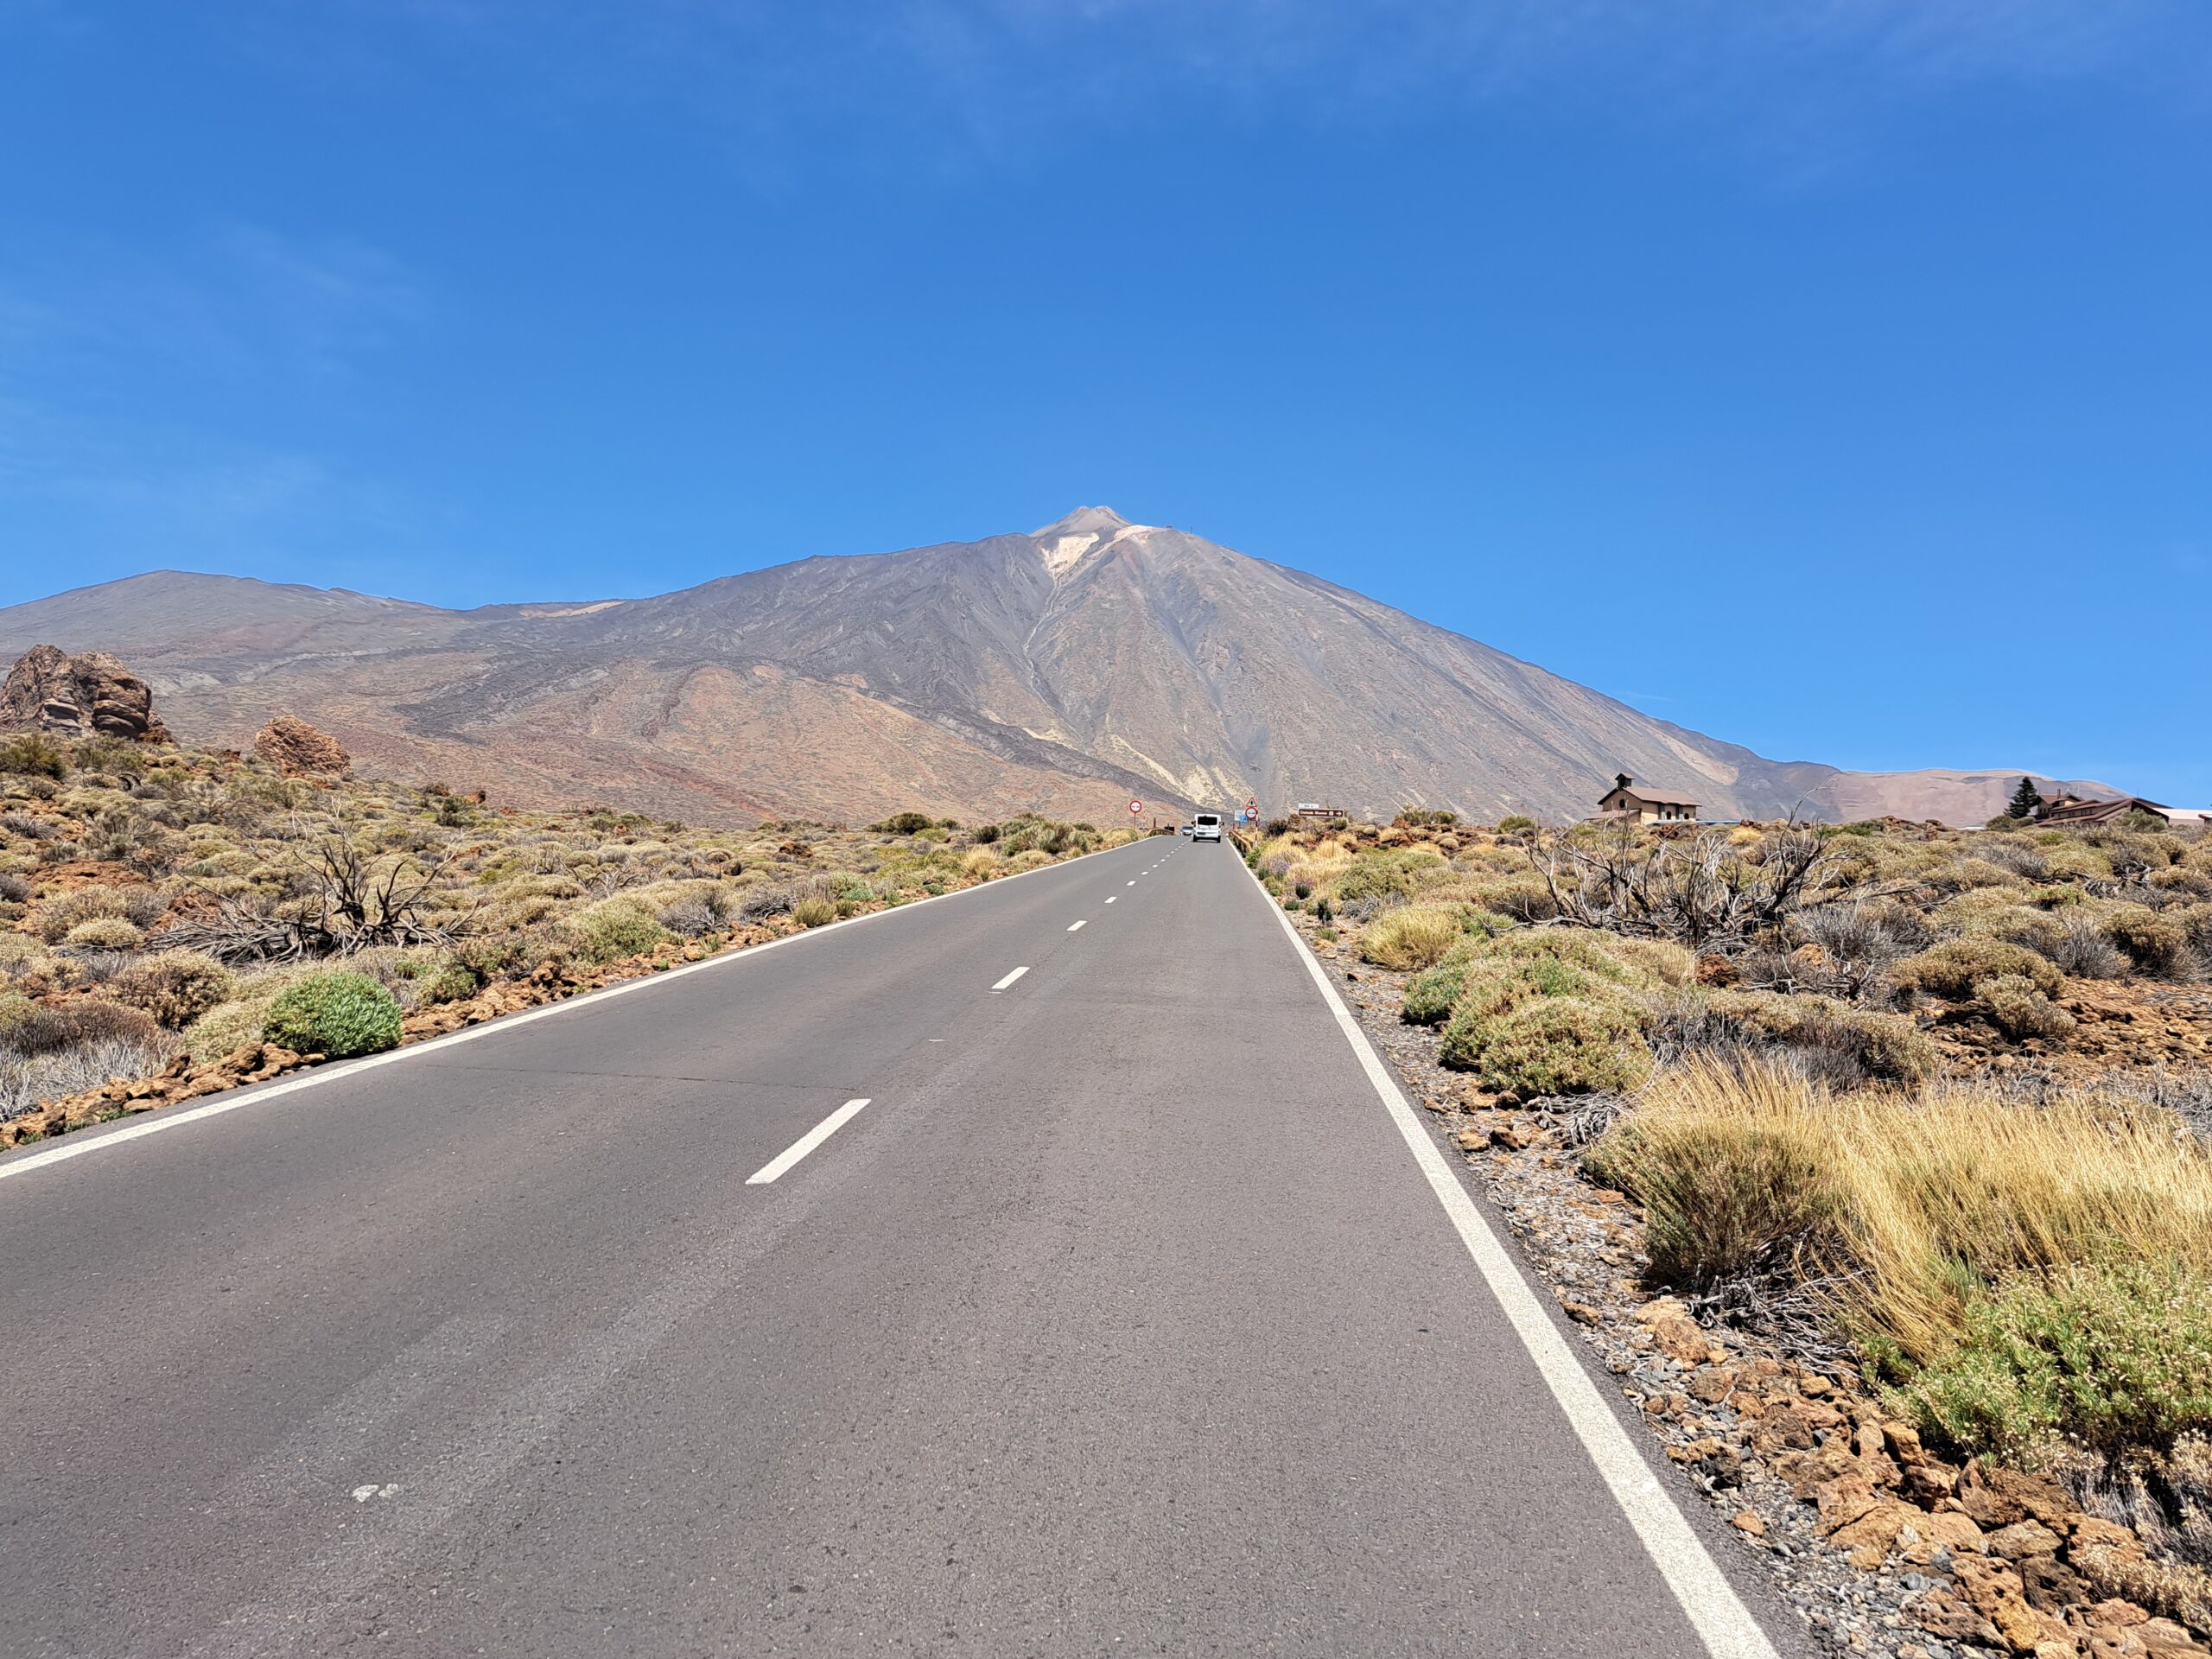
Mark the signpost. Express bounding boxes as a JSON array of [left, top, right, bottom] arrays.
[[1128, 799, 1143, 816]]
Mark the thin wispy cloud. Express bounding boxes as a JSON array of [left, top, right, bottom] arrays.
[[1, 223, 422, 386], [301, 0, 2208, 157], [0, 224, 430, 575]]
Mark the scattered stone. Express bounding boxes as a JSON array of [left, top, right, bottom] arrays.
[[1633, 1297, 1712, 1365]]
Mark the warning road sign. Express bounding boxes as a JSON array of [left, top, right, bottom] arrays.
[[1128, 799, 1144, 815]]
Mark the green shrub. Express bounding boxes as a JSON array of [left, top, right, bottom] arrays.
[[1893, 937, 2063, 1001], [1403, 938, 1483, 1026], [1410, 927, 1656, 1035], [184, 998, 271, 1064], [0, 734, 67, 779], [73, 736, 147, 777], [571, 899, 669, 963], [790, 896, 838, 928], [1698, 989, 1938, 1084], [1901, 1260, 2212, 1465], [423, 961, 482, 1004], [29, 884, 165, 944], [2106, 906, 2191, 978], [1441, 995, 1653, 1100], [2149, 867, 2212, 901], [872, 810, 935, 835], [107, 949, 233, 1027], [1333, 855, 1427, 909], [262, 970, 402, 1058], [1465, 874, 1560, 924], [1497, 815, 1537, 836], [448, 925, 575, 987], [1977, 974, 2076, 1042], [63, 916, 145, 951]]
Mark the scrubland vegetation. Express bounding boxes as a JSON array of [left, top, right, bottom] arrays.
[[1255, 805, 2212, 1558], [0, 733, 1129, 1138]]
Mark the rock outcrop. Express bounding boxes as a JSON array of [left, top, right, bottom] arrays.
[[253, 715, 350, 777], [0, 645, 170, 743]]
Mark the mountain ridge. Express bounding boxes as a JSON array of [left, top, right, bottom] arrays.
[[0, 513, 2114, 826]]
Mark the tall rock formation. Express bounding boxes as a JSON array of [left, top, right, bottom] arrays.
[[0, 645, 170, 743]]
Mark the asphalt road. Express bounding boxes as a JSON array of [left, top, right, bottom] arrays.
[[0, 836, 1805, 1657]]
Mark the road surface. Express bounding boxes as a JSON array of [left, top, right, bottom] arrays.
[[0, 836, 1803, 1657]]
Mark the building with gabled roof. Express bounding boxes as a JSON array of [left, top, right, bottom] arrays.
[[1590, 773, 1700, 825]]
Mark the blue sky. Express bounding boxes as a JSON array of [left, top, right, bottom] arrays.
[[3, 1, 2208, 800]]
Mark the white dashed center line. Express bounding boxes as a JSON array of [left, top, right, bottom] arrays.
[[1067, 919, 1086, 931], [747, 1097, 872, 1185], [991, 966, 1029, 992], [1104, 896, 1116, 904]]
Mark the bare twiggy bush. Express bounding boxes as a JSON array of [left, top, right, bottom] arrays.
[[2056, 912, 2126, 978], [0, 1033, 179, 1122], [164, 823, 467, 963], [1524, 823, 1916, 951]]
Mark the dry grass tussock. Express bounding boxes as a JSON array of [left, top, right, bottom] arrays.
[[1590, 1056, 2212, 1471], [1357, 903, 1464, 970]]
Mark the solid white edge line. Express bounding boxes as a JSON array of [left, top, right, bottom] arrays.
[[1066, 919, 1086, 931], [745, 1097, 872, 1185], [1243, 863, 1780, 1659], [990, 966, 1030, 992], [0, 837, 1149, 1185]]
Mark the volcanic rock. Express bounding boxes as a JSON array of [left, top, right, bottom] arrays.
[[0, 645, 169, 742], [253, 715, 350, 777]]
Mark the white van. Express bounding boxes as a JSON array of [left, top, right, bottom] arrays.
[[1192, 812, 1224, 843]]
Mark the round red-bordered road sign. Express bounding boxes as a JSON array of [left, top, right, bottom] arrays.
[[1128, 799, 1144, 815]]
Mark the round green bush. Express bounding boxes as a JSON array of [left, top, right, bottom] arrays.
[[423, 961, 482, 1005], [63, 916, 145, 951], [1892, 937, 2063, 1001], [185, 998, 270, 1065], [2105, 906, 2191, 978], [108, 948, 233, 1027], [1403, 944, 1479, 1027], [1977, 974, 2076, 1042], [572, 899, 670, 964], [1441, 995, 1652, 1099], [263, 970, 402, 1058]]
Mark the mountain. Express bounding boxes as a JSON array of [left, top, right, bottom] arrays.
[[0, 509, 2110, 826]]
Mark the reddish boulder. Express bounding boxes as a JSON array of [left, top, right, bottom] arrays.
[[253, 715, 350, 777]]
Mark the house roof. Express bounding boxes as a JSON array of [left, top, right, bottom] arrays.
[[2041, 793, 2171, 819], [1604, 785, 1700, 807]]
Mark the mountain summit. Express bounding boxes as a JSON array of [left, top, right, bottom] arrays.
[[0, 516, 2098, 826], [1032, 505, 1131, 538]]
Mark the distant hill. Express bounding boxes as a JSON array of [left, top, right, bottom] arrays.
[[0, 509, 2113, 826]]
